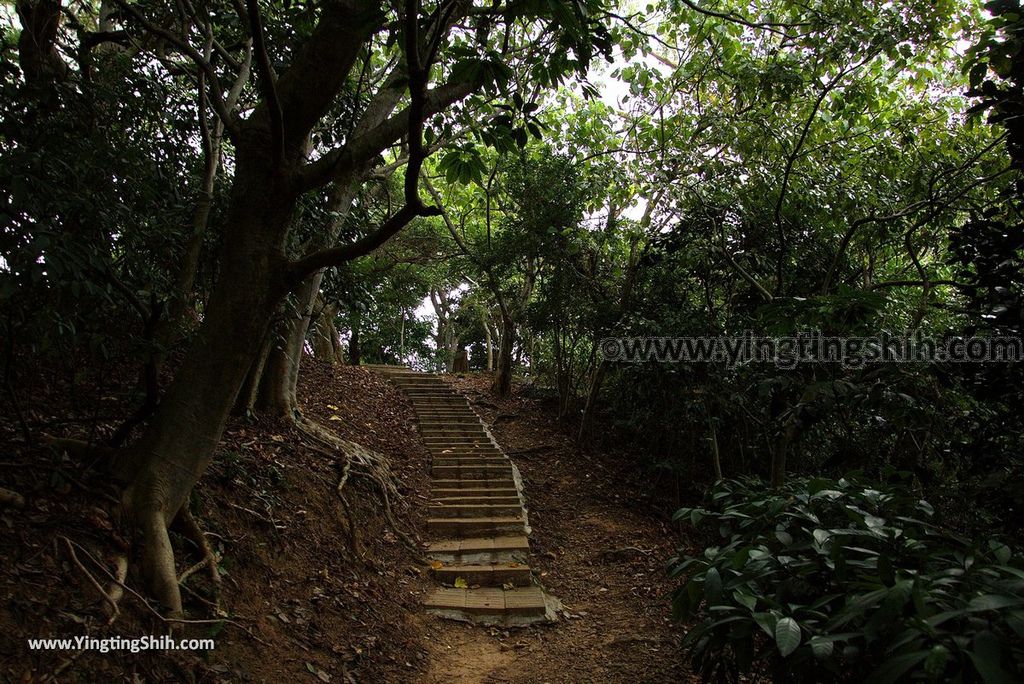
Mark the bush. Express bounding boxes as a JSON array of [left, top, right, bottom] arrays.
[[669, 477, 1024, 682]]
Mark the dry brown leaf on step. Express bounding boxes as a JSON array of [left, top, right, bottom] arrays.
[[430, 560, 443, 570]]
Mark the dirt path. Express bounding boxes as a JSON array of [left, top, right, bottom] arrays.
[[424, 627, 518, 684], [415, 375, 696, 683]]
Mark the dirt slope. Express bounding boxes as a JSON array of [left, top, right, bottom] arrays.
[[0, 365, 694, 682], [1, 362, 434, 682]]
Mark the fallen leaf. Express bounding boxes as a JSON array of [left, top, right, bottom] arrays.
[[329, 415, 342, 421], [430, 560, 443, 570], [454, 577, 468, 589]]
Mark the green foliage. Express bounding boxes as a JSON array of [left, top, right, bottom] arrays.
[[670, 477, 1024, 682], [966, 0, 1024, 168]]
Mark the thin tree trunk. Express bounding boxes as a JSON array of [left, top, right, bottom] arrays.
[[577, 360, 606, 441], [492, 313, 515, 397], [252, 272, 322, 418], [771, 419, 798, 488], [705, 397, 723, 480], [235, 332, 273, 415], [348, 309, 362, 365], [311, 302, 341, 363], [399, 308, 405, 362], [482, 313, 493, 371]]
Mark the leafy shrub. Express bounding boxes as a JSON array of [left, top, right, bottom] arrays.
[[669, 477, 1024, 682]]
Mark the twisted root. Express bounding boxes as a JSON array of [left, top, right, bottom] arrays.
[[295, 417, 421, 557]]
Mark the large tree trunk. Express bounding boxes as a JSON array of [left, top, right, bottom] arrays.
[[111, 0, 475, 615], [118, 146, 293, 615], [492, 313, 515, 397], [248, 179, 360, 399]]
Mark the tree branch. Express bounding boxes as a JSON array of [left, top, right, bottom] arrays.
[[283, 0, 444, 288], [293, 77, 482, 193], [110, 0, 238, 135], [244, 0, 284, 166]]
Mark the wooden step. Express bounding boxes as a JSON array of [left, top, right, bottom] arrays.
[[433, 563, 531, 587], [427, 516, 524, 536], [433, 488, 520, 498], [433, 456, 508, 467], [425, 535, 530, 556], [430, 448, 501, 457], [431, 465, 513, 479], [419, 438, 491, 444], [424, 586, 546, 617], [422, 432, 491, 440], [428, 503, 522, 518], [433, 495, 521, 505], [415, 413, 478, 419], [412, 406, 471, 411], [431, 479, 517, 490]]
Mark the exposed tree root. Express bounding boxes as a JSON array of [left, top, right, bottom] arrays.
[[105, 554, 129, 624], [294, 417, 422, 558], [60, 536, 268, 644], [43, 435, 118, 466], [62, 537, 121, 620], [0, 486, 24, 508], [173, 505, 222, 595], [137, 508, 183, 619]]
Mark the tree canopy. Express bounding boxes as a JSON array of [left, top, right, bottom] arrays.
[[3, 0, 1024, 679]]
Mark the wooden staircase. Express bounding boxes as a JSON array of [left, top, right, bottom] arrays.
[[366, 365, 551, 624]]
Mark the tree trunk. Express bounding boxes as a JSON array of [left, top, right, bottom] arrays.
[[492, 314, 515, 397], [577, 360, 607, 443], [251, 271, 324, 418], [399, 309, 405, 363], [771, 419, 799, 488], [118, 137, 294, 615], [311, 302, 342, 363], [348, 309, 362, 365], [15, 0, 69, 89], [705, 397, 723, 481], [483, 314, 493, 371], [235, 332, 273, 415]]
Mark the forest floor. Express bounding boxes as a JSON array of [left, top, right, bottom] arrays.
[[423, 374, 696, 683], [0, 362, 695, 682]]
